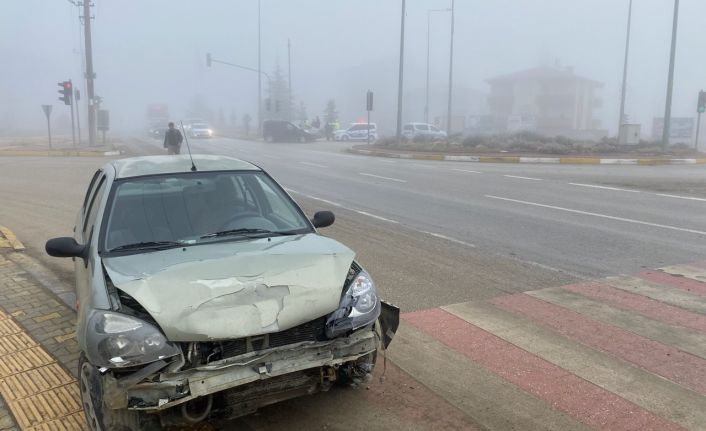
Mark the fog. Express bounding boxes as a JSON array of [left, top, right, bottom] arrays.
[[2, 0, 705, 137]]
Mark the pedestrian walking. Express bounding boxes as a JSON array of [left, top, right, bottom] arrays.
[[163, 122, 183, 155]]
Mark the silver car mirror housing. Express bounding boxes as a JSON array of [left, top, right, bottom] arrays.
[[85, 310, 181, 369]]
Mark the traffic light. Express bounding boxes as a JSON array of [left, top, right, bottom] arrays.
[[206, 53, 212, 67], [698, 90, 706, 114], [57, 81, 72, 105]]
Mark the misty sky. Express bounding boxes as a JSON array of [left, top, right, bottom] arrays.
[[2, 0, 705, 136]]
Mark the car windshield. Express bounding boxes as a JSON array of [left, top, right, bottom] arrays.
[[192, 123, 209, 129], [103, 171, 311, 252]]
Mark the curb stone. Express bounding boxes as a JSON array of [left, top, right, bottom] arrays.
[[0, 227, 24, 251], [0, 149, 121, 158], [346, 148, 706, 166]]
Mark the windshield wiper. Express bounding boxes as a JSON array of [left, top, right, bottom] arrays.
[[110, 241, 183, 252], [200, 228, 298, 239]]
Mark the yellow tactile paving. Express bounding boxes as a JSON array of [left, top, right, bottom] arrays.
[[27, 412, 88, 431], [0, 319, 22, 336], [0, 347, 54, 378], [0, 312, 86, 429], [0, 363, 75, 401], [0, 333, 37, 356], [12, 384, 82, 429]]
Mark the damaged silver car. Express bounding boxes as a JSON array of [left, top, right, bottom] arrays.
[[45, 155, 399, 430]]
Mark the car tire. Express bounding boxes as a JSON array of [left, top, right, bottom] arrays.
[[79, 353, 142, 431], [342, 135, 349, 141], [264, 135, 274, 143], [299, 136, 307, 143]]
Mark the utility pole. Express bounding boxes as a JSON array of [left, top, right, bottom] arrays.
[[258, 0, 262, 136], [74, 89, 82, 146], [82, 0, 97, 146], [618, 0, 632, 143], [395, 0, 406, 142], [446, 0, 455, 136], [662, 0, 680, 149], [288, 38, 292, 122], [425, 8, 451, 124]]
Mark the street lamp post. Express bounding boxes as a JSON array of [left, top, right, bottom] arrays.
[[258, 0, 262, 136], [425, 8, 451, 124], [446, 0, 455, 136], [617, 0, 633, 143], [662, 0, 680, 149], [395, 0, 406, 142]]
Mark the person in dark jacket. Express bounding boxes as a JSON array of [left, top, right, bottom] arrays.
[[163, 122, 183, 155]]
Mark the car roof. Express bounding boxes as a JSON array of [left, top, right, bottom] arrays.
[[109, 155, 261, 179]]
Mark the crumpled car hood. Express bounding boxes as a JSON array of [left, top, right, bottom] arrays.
[[102, 234, 355, 342]]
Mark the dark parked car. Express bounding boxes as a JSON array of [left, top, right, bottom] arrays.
[[263, 120, 317, 143]]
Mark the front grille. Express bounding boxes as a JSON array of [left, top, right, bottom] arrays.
[[219, 316, 327, 360]]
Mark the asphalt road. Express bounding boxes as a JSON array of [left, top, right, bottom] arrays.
[[2, 135, 706, 311]]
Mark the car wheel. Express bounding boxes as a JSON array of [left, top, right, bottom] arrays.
[[341, 135, 350, 141], [299, 136, 307, 143], [79, 353, 142, 431], [264, 135, 274, 143]]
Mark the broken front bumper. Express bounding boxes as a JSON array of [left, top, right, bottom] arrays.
[[106, 328, 377, 411]]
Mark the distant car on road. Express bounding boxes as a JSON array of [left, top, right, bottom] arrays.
[[334, 123, 378, 142], [263, 120, 317, 143], [402, 122, 447, 141], [188, 123, 213, 138]]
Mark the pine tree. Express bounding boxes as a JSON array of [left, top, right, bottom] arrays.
[[266, 62, 292, 121], [324, 99, 338, 125]]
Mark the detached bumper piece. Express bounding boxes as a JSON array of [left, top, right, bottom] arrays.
[[120, 328, 377, 414]]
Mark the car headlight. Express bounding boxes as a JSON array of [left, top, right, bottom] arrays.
[[325, 269, 381, 338], [85, 311, 180, 368]]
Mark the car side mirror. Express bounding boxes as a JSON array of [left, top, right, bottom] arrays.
[[46, 237, 87, 259], [311, 211, 335, 228]]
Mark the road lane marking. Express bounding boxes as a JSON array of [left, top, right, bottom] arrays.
[[359, 173, 408, 183], [656, 193, 706, 202], [299, 161, 328, 168], [261, 154, 282, 160], [353, 210, 399, 224], [420, 231, 476, 248], [485, 195, 706, 236], [283, 188, 342, 207], [569, 183, 640, 193], [411, 164, 434, 169], [504, 175, 543, 181], [452, 169, 483, 174]]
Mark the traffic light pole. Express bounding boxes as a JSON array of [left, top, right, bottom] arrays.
[[661, 0, 679, 150], [69, 84, 77, 151], [83, 0, 97, 146], [74, 89, 82, 146]]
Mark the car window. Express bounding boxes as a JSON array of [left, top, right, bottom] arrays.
[[416, 124, 429, 131], [103, 171, 311, 252], [83, 176, 107, 237], [430, 126, 440, 132], [403, 125, 413, 131]]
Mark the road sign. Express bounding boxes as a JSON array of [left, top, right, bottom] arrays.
[[97, 109, 110, 131], [41, 105, 52, 118], [698, 90, 705, 114], [366, 90, 374, 112]]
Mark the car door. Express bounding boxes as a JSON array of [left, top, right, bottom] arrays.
[[75, 171, 108, 305]]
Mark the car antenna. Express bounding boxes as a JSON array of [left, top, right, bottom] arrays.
[[179, 120, 197, 171]]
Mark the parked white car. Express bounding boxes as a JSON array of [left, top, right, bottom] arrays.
[[402, 122, 447, 141], [334, 123, 378, 142]]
